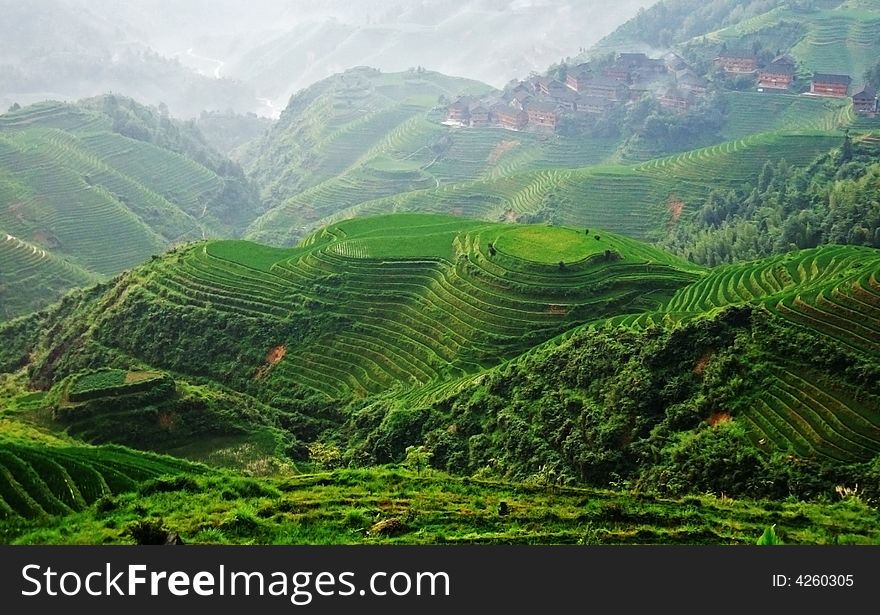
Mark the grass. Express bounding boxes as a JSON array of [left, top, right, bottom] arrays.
[[706, 4, 880, 80], [491, 226, 618, 264], [6, 467, 879, 545]]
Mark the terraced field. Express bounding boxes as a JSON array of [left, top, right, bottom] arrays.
[[744, 366, 880, 462], [790, 9, 880, 79], [0, 233, 96, 319], [722, 93, 852, 140], [604, 245, 880, 461], [707, 3, 880, 80], [246, 121, 624, 245], [0, 441, 195, 520], [307, 132, 843, 245], [143, 215, 701, 399], [0, 100, 255, 318]]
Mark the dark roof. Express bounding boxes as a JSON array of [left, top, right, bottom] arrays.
[[526, 101, 560, 113], [584, 77, 626, 89], [853, 85, 877, 99], [448, 100, 469, 111], [568, 66, 592, 80], [717, 49, 758, 61], [470, 105, 488, 114], [812, 73, 852, 85], [490, 103, 525, 118], [761, 60, 794, 76], [617, 52, 649, 65], [661, 87, 691, 100], [678, 70, 707, 84], [664, 52, 690, 71], [771, 54, 796, 66]]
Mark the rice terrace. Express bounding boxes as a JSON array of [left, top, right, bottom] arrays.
[[2, 0, 880, 548]]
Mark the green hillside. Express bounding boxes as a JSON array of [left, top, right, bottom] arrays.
[[296, 132, 844, 245], [705, 1, 880, 80], [0, 438, 197, 522], [3, 214, 880, 543], [0, 233, 97, 319], [0, 98, 263, 319], [243, 68, 630, 245], [720, 92, 853, 140], [11, 215, 698, 403], [602, 245, 880, 462]]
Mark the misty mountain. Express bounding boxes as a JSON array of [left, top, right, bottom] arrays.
[[1, 1, 654, 118]]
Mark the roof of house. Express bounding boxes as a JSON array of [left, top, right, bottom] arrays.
[[448, 100, 469, 111], [761, 60, 795, 76], [617, 52, 649, 65], [717, 49, 758, 61], [470, 105, 489, 114], [661, 87, 691, 101], [853, 85, 877, 99], [664, 52, 691, 71], [527, 101, 561, 114], [771, 54, 796, 66], [568, 66, 592, 80], [584, 77, 627, 89], [812, 73, 852, 85], [491, 103, 526, 118], [678, 71, 708, 87]]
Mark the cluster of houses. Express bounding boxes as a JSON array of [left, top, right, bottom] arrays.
[[445, 52, 710, 134], [445, 49, 879, 134], [715, 49, 878, 115]]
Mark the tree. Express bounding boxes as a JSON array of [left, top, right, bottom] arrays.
[[840, 132, 853, 165], [404, 445, 432, 475], [8, 102, 21, 112]]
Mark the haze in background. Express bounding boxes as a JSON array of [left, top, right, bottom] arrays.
[[0, 0, 654, 118]]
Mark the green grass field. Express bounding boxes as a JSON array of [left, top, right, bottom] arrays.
[[0, 233, 97, 319]]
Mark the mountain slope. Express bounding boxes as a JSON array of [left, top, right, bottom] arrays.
[[292, 132, 845, 245], [0, 97, 263, 319], [0, 234, 97, 320], [3, 215, 701, 404]]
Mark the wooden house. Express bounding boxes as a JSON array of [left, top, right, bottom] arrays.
[[853, 85, 878, 115], [526, 101, 560, 132], [758, 59, 795, 90], [490, 104, 528, 131], [811, 73, 852, 97], [715, 49, 758, 73], [581, 77, 629, 101]]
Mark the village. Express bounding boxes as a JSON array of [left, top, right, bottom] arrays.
[[445, 49, 880, 134]]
